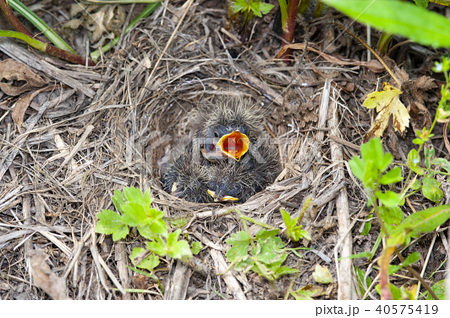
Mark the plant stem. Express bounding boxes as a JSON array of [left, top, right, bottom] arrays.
[[8, 0, 75, 53], [0, 30, 95, 66], [0, 0, 94, 66], [377, 32, 393, 54], [0, 0, 33, 37], [279, 0, 300, 64]]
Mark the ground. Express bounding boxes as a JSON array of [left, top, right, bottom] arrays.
[[0, 0, 448, 300]]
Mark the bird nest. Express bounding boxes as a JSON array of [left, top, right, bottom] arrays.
[[1, 1, 447, 300]]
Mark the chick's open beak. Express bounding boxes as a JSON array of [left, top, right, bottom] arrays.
[[217, 131, 250, 161], [207, 189, 239, 202]]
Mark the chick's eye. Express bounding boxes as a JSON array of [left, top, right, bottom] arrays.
[[214, 131, 219, 138]]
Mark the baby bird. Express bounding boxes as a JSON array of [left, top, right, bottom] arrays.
[[160, 140, 212, 203], [161, 96, 280, 203], [206, 138, 281, 203], [192, 97, 265, 161]]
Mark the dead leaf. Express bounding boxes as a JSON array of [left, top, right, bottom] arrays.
[[0, 59, 48, 96], [409, 101, 432, 133], [364, 83, 410, 139], [12, 86, 50, 128], [28, 249, 68, 300]]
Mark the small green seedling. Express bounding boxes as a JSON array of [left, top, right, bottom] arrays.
[[280, 209, 311, 241], [96, 187, 195, 273], [231, 0, 274, 20], [226, 228, 297, 281]]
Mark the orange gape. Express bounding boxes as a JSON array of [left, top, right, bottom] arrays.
[[217, 131, 250, 161]]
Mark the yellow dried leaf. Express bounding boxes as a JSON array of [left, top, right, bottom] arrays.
[[363, 83, 410, 138]]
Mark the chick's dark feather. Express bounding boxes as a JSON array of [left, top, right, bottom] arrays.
[[193, 97, 265, 143], [207, 139, 281, 202], [161, 141, 212, 203]]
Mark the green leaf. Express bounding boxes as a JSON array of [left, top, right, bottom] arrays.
[[378, 206, 404, 233], [413, 0, 429, 8], [407, 149, 425, 175], [410, 178, 421, 191], [388, 205, 450, 247], [280, 209, 309, 241], [312, 264, 334, 284], [231, 0, 248, 13], [388, 251, 420, 275], [272, 266, 298, 279], [422, 176, 443, 203], [379, 167, 403, 185], [376, 283, 403, 300], [360, 213, 372, 236], [291, 285, 323, 300], [375, 190, 401, 208], [96, 209, 129, 241], [121, 202, 148, 227], [168, 239, 193, 259], [426, 279, 447, 300], [147, 207, 164, 220], [146, 237, 167, 256], [322, 0, 450, 48], [163, 230, 193, 259], [123, 187, 145, 205], [280, 209, 294, 228], [191, 241, 202, 255], [250, 1, 263, 17], [130, 247, 146, 266], [361, 138, 385, 171], [137, 254, 160, 272], [363, 159, 377, 189], [348, 156, 365, 181], [355, 267, 372, 298], [277, 0, 288, 31], [253, 237, 286, 266], [167, 229, 181, 246], [226, 231, 251, 262], [111, 190, 127, 214], [8, 0, 76, 53], [259, 2, 274, 15], [136, 224, 156, 240], [255, 228, 279, 240], [424, 145, 435, 169], [130, 248, 160, 272], [432, 158, 450, 173], [149, 218, 168, 237]]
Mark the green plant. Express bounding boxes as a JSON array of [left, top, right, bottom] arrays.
[[347, 57, 450, 300], [226, 229, 298, 281], [224, 208, 309, 282], [0, 0, 95, 66], [322, 0, 450, 51], [231, 0, 274, 21], [280, 208, 311, 241], [96, 187, 197, 273]]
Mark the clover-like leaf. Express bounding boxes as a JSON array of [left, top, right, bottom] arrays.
[[96, 209, 129, 241], [379, 167, 403, 185], [375, 190, 401, 208], [146, 236, 167, 257], [422, 176, 443, 203]]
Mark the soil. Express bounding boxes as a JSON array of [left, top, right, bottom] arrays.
[[0, 0, 448, 300]]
